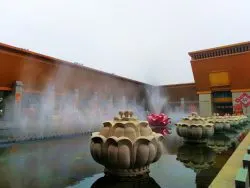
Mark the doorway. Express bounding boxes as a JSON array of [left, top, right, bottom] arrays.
[[212, 91, 233, 115]]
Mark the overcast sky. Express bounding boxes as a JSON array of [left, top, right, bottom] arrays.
[[0, 0, 249, 85]]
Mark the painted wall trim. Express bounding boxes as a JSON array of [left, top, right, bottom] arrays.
[[231, 89, 250, 92], [197, 91, 211, 94], [0, 87, 12, 91], [213, 97, 232, 103]]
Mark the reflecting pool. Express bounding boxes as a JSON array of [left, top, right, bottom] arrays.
[[0, 126, 247, 188]]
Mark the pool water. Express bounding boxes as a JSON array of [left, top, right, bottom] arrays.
[[0, 127, 246, 188]]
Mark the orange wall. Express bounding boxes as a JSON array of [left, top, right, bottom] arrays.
[[0, 48, 145, 101], [162, 83, 198, 102], [191, 52, 250, 92]]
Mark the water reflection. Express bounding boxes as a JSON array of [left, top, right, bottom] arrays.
[[0, 130, 245, 188], [163, 129, 183, 155], [207, 134, 232, 154], [177, 144, 216, 173], [91, 174, 161, 188], [0, 137, 103, 188]]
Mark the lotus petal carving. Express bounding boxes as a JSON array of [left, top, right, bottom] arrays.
[[176, 113, 214, 143], [90, 111, 164, 177]]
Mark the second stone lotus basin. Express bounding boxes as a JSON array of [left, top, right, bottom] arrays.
[[176, 112, 214, 143], [224, 115, 248, 129], [176, 143, 216, 173], [205, 116, 231, 132], [205, 114, 249, 131], [90, 111, 164, 177]]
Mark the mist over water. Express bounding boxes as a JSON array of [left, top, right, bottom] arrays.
[[3, 82, 147, 140], [145, 86, 167, 114], [0, 63, 192, 141], [145, 85, 188, 123]]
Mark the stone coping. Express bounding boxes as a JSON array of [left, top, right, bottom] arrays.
[[209, 132, 250, 188]]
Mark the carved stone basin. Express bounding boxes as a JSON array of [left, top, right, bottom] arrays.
[[176, 112, 214, 143], [206, 116, 231, 132], [90, 110, 164, 177], [224, 115, 248, 129]]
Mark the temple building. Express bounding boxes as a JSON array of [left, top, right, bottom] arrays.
[[189, 41, 250, 116], [0, 42, 147, 120], [0, 41, 249, 120]]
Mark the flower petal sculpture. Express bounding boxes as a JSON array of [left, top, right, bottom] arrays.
[[176, 112, 214, 143], [147, 113, 171, 135], [206, 114, 248, 131], [206, 115, 231, 132], [90, 111, 164, 177], [147, 113, 171, 127]]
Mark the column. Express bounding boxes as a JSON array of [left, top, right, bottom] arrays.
[[199, 93, 213, 117], [180, 98, 185, 111], [13, 81, 23, 121], [74, 89, 79, 110]]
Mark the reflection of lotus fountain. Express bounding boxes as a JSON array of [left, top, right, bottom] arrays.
[[176, 112, 214, 143], [177, 144, 216, 173], [91, 174, 161, 188], [207, 134, 232, 154], [90, 110, 164, 177]]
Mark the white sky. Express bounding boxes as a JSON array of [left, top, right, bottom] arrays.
[[0, 0, 249, 85]]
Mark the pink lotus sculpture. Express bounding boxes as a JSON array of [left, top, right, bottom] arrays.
[[147, 113, 171, 135]]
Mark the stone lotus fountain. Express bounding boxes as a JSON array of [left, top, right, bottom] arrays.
[[230, 115, 249, 128], [206, 115, 231, 132], [90, 110, 164, 177], [176, 112, 214, 143], [206, 114, 249, 131]]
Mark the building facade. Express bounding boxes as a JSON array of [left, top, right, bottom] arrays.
[[160, 83, 199, 113], [2, 41, 249, 120], [0, 42, 148, 120], [189, 41, 250, 116]]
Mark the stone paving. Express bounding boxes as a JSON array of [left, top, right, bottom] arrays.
[[209, 132, 250, 187]]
